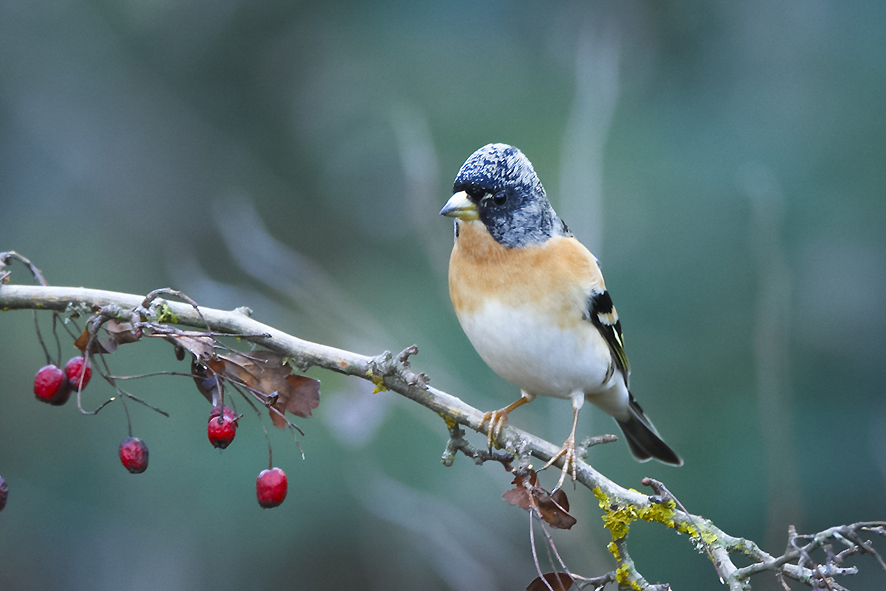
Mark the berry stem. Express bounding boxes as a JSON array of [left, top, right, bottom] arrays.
[[75, 352, 88, 392], [121, 391, 170, 417], [232, 383, 274, 470], [33, 312, 52, 366], [51, 313, 62, 367], [58, 317, 82, 342], [120, 390, 133, 437]]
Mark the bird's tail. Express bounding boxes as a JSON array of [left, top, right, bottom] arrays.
[[615, 393, 683, 466]]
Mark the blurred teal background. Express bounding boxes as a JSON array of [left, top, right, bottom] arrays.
[[1, 1, 885, 590]]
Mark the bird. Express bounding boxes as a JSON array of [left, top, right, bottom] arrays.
[[440, 143, 682, 487]]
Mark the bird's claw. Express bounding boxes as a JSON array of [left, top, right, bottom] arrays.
[[541, 436, 578, 492], [479, 410, 509, 450]]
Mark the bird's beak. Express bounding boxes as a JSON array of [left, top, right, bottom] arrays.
[[439, 191, 479, 220]]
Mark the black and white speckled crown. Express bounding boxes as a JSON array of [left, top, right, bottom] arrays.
[[453, 143, 545, 197]]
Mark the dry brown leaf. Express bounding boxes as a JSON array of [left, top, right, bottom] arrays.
[[526, 573, 573, 591], [281, 375, 320, 418], [192, 360, 221, 405], [550, 488, 569, 512], [74, 327, 91, 352], [105, 320, 142, 345], [538, 489, 576, 530], [270, 375, 320, 428], [169, 334, 214, 360], [503, 471, 576, 530], [74, 327, 115, 354], [502, 487, 531, 510], [74, 320, 143, 354], [212, 356, 257, 389], [215, 351, 292, 391], [202, 350, 319, 428]]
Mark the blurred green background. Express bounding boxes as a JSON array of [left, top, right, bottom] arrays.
[[1, 1, 885, 590]]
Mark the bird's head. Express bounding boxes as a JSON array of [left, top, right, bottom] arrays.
[[440, 143, 568, 248]]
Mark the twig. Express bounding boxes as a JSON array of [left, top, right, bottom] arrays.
[[441, 423, 514, 468], [0, 251, 49, 286]]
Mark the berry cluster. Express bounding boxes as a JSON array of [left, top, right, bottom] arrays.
[[29, 336, 293, 509], [33, 357, 92, 406], [8, 259, 314, 511], [5, 254, 300, 511]]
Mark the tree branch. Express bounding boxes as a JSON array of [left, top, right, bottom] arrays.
[[1, 283, 883, 590]]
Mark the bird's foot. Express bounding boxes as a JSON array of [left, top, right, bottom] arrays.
[[478, 396, 532, 449], [541, 435, 578, 492], [479, 409, 509, 450]]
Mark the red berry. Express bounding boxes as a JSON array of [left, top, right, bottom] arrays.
[[34, 365, 70, 405], [0, 475, 7, 512], [64, 356, 92, 391], [119, 437, 149, 474], [209, 405, 238, 422], [207, 406, 238, 449], [256, 467, 288, 508]]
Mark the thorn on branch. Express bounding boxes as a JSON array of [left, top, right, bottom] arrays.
[[576, 434, 617, 459], [367, 345, 430, 392]]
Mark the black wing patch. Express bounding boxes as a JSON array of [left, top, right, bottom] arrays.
[[587, 290, 630, 388]]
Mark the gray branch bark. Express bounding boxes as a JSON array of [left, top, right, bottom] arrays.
[[1, 283, 882, 591]]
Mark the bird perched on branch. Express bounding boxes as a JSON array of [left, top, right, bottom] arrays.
[[440, 143, 681, 486]]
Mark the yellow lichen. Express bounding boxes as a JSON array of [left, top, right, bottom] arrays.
[[676, 522, 719, 545], [614, 563, 643, 591], [592, 486, 609, 508], [592, 487, 637, 540], [603, 504, 637, 540], [637, 499, 677, 528], [615, 564, 631, 585], [154, 302, 178, 324], [698, 528, 719, 545], [677, 523, 697, 537], [607, 542, 619, 559], [365, 369, 387, 394]]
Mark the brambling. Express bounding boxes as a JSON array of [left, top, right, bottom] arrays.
[[440, 144, 682, 486]]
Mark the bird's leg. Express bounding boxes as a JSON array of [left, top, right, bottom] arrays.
[[479, 391, 535, 449], [541, 394, 583, 492]]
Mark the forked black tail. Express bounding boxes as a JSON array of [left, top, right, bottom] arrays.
[[615, 393, 683, 466]]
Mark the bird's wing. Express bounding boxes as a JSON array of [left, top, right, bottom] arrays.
[[587, 289, 630, 388]]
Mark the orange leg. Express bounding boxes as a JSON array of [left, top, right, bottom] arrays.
[[541, 404, 581, 492], [479, 393, 534, 449]]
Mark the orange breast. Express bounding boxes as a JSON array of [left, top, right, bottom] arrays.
[[448, 221, 605, 329]]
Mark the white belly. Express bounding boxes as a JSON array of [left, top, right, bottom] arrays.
[[457, 301, 615, 399]]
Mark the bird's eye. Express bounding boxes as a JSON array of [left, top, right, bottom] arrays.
[[492, 193, 508, 206]]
